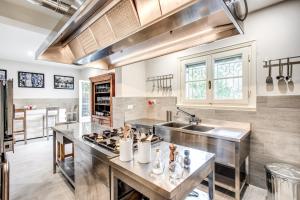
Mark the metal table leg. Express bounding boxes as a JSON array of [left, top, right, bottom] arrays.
[[110, 170, 118, 200], [245, 156, 250, 184], [42, 115, 45, 137], [53, 130, 56, 174], [46, 112, 49, 140], [235, 144, 241, 200], [208, 163, 215, 200]]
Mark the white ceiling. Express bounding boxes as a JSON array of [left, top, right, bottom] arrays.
[[0, 19, 47, 63], [0, 18, 82, 69], [0, 0, 83, 69], [0, 0, 287, 69], [2, 0, 62, 20]]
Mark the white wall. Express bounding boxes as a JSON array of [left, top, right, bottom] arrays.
[[0, 59, 80, 99], [145, 53, 179, 97], [138, 0, 300, 97], [79, 68, 115, 80], [245, 0, 300, 96], [79, 63, 146, 97], [115, 62, 146, 97]]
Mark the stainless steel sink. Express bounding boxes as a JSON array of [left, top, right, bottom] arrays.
[[161, 122, 188, 128], [182, 125, 214, 132]]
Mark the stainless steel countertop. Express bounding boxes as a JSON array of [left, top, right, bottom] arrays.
[[155, 121, 251, 142], [207, 127, 250, 142], [52, 122, 118, 159], [110, 141, 215, 198], [126, 118, 166, 128]]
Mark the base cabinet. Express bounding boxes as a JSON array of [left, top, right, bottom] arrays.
[[75, 145, 110, 200], [155, 126, 250, 200]]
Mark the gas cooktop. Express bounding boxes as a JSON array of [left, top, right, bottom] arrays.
[[82, 129, 162, 154]]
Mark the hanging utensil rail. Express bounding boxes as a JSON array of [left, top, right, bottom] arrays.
[[147, 74, 173, 93], [146, 74, 173, 81], [263, 56, 300, 68]]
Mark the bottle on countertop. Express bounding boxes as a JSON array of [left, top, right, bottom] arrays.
[[183, 150, 191, 169], [152, 148, 164, 175], [169, 151, 184, 183]]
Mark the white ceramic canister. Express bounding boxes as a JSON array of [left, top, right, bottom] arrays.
[[119, 138, 133, 162], [137, 141, 151, 164]]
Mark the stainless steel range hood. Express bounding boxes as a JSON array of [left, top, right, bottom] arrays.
[[26, 0, 80, 16], [37, 0, 244, 69]]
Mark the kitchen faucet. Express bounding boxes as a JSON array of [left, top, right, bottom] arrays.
[[176, 107, 201, 125]]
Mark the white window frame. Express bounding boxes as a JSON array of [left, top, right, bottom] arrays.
[[180, 56, 210, 105], [211, 48, 250, 105], [178, 42, 255, 109], [79, 80, 91, 122]]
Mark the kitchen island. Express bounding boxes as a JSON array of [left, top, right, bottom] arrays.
[[52, 122, 216, 200]]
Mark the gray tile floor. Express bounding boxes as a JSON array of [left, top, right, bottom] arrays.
[[7, 139, 267, 200], [7, 139, 74, 200]]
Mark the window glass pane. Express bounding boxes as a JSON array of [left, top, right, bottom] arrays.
[[185, 81, 206, 100], [214, 55, 242, 79], [185, 62, 207, 100], [214, 77, 242, 99], [186, 62, 206, 81], [213, 54, 243, 100]]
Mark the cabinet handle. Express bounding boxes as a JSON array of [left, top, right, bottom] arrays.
[[208, 80, 212, 90]]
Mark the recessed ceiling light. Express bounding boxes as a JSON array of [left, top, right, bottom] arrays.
[[26, 0, 41, 5], [27, 51, 34, 57]]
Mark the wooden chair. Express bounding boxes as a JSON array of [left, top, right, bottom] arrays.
[[13, 108, 27, 144]]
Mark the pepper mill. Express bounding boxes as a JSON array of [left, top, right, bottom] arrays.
[[169, 144, 177, 164], [184, 150, 191, 169]]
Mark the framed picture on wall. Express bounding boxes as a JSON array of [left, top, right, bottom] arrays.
[[0, 69, 7, 81], [18, 71, 45, 88], [54, 75, 74, 90]]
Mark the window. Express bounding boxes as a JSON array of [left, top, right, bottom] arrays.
[[213, 55, 243, 100], [185, 62, 207, 100], [179, 44, 254, 108]]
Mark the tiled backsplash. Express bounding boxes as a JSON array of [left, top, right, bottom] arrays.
[[112, 97, 148, 128], [113, 95, 300, 189]]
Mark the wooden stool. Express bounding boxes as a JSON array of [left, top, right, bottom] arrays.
[[45, 107, 60, 140], [65, 105, 78, 123], [13, 108, 27, 144], [57, 137, 74, 161]]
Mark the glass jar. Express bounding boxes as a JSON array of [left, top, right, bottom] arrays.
[[152, 148, 164, 175]]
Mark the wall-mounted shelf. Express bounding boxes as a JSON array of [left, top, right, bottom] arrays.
[[90, 73, 115, 127], [95, 104, 110, 106], [95, 92, 110, 94]]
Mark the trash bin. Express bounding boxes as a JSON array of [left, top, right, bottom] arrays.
[[265, 163, 300, 200]]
